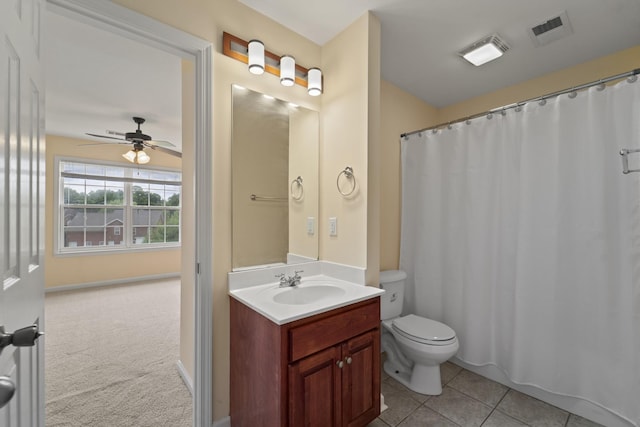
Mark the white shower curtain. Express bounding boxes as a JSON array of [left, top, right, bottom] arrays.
[[400, 79, 640, 425]]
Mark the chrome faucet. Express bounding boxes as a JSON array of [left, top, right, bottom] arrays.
[[276, 270, 304, 287]]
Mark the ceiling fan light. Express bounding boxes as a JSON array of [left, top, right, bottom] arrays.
[[122, 149, 137, 163], [136, 150, 151, 164], [248, 40, 265, 75], [307, 67, 322, 96], [280, 55, 295, 87]]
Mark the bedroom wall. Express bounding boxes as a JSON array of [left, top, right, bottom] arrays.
[[45, 134, 182, 289]]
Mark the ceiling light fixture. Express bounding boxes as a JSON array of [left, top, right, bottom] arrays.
[[280, 55, 295, 86], [458, 34, 510, 66], [307, 67, 323, 96], [123, 143, 150, 165], [247, 39, 265, 75]]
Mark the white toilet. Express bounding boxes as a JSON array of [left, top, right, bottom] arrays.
[[380, 270, 459, 395]]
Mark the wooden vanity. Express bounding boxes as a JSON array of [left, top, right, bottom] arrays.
[[230, 295, 381, 427]]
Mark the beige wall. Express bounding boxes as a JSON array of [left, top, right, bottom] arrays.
[[379, 81, 439, 271], [438, 46, 640, 124], [365, 13, 381, 287], [379, 46, 640, 271], [320, 13, 379, 271], [289, 107, 319, 260], [45, 134, 182, 288]]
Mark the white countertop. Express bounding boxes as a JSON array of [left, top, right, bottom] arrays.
[[229, 274, 385, 325]]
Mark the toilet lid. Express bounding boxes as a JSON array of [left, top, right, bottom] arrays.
[[392, 314, 456, 344]]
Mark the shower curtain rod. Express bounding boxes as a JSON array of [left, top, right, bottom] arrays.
[[401, 68, 640, 139]]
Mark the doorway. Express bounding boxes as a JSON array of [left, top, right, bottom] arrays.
[[44, 1, 213, 425]]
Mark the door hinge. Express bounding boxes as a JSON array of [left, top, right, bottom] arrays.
[[196, 263, 200, 275]]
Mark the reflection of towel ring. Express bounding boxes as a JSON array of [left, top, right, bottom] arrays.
[[290, 176, 304, 200], [337, 166, 356, 196]]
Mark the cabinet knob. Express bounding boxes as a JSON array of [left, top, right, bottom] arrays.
[[336, 360, 344, 369], [345, 356, 352, 365]]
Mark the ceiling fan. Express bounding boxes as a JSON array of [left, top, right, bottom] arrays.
[[85, 116, 182, 164]]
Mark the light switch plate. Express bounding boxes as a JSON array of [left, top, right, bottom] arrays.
[[329, 217, 337, 236], [307, 217, 315, 235]]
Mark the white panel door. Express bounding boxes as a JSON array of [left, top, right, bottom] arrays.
[[0, 0, 46, 426]]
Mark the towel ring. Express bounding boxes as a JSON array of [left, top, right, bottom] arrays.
[[290, 176, 304, 200], [337, 166, 356, 196]]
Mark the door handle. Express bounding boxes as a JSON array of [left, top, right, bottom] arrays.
[[0, 376, 15, 409], [0, 325, 43, 355]]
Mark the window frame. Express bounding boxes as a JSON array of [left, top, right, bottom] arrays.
[[54, 156, 182, 256]]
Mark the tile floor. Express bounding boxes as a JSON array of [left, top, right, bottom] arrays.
[[369, 362, 603, 427]]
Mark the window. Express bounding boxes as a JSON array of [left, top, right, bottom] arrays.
[[57, 160, 182, 253]]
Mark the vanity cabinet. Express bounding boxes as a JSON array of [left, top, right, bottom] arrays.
[[230, 296, 381, 427]]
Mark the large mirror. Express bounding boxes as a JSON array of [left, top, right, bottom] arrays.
[[232, 86, 319, 270]]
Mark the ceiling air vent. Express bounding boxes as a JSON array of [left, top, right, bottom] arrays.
[[528, 10, 573, 47]]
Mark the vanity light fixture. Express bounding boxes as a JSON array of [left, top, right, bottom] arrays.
[[458, 34, 510, 66], [222, 32, 323, 95], [280, 55, 295, 86], [247, 39, 265, 75], [307, 67, 323, 96]]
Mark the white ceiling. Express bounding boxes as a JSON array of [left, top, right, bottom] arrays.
[[45, 0, 640, 147], [45, 10, 183, 150]]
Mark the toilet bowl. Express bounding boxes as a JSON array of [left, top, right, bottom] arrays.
[[380, 270, 459, 395]]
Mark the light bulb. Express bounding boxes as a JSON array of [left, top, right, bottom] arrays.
[[307, 67, 322, 96], [248, 40, 264, 75], [280, 55, 295, 87]]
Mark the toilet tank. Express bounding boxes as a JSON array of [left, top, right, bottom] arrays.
[[380, 270, 407, 320]]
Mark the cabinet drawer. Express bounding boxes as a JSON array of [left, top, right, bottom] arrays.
[[289, 299, 379, 362]]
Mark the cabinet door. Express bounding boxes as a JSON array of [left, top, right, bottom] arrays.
[[289, 345, 342, 427], [342, 331, 381, 427]]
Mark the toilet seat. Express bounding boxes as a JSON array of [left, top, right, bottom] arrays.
[[392, 314, 456, 346]]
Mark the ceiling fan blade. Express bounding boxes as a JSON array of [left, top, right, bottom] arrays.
[[86, 133, 128, 142], [78, 142, 130, 147], [144, 143, 182, 158], [147, 139, 176, 148], [106, 130, 126, 137]]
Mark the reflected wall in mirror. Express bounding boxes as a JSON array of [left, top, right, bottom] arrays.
[[232, 86, 319, 270]]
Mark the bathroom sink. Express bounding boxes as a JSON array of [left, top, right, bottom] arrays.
[[229, 274, 385, 324], [273, 284, 346, 305]]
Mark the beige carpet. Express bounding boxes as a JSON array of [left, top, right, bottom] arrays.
[[45, 279, 192, 427]]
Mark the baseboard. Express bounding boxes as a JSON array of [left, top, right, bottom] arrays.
[[45, 273, 180, 293], [452, 358, 635, 427], [212, 416, 231, 427], [176, 360, 193, 396]]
